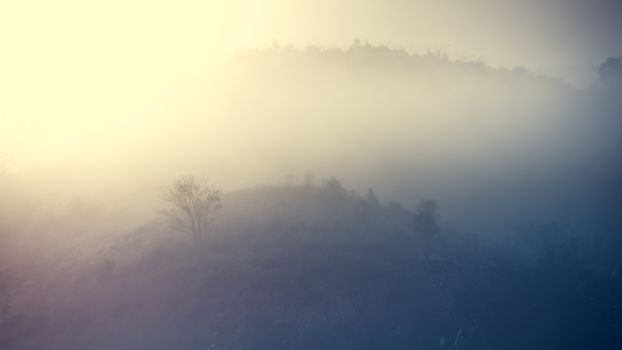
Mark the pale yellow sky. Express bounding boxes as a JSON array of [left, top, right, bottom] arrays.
[[1, 0, 619, 170]]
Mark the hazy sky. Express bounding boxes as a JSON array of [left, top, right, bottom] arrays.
[[1, 0, 621, 170]]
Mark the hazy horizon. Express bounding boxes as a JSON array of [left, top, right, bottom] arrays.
[[2, 2, 622, 349], [3, 1, 622, 178]]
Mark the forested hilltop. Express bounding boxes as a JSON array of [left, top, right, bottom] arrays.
[[1, 45, 621, 349], [3, 0, 622, 348], [1, 178, 621, 350], [203, 43, 621, 234]]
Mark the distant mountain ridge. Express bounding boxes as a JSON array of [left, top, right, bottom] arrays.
[[231, 41, 568, 88]]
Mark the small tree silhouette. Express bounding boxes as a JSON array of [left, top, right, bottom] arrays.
[[323, 177, 344, 191], [599, 57, 622, 89], [159, 176, 221, 242], [413, 199, 440, 238], [365, 188, 380, 208]]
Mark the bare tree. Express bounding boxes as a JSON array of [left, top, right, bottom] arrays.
[[159, 176, 221, 242]]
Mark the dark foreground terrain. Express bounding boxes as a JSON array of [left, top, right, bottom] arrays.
[[1, 183, 621, 350]]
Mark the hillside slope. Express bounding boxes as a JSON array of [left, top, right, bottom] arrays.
[[2, 183, 620, 350]]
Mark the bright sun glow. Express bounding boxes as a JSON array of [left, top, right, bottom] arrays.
[[0, 0, 276, 163]]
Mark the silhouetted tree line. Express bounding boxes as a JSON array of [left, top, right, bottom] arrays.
[[2, 175, 621, 350]]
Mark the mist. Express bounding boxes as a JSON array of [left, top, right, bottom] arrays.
[[4, 43, 619, 231], [1, 2, 622, 349]]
